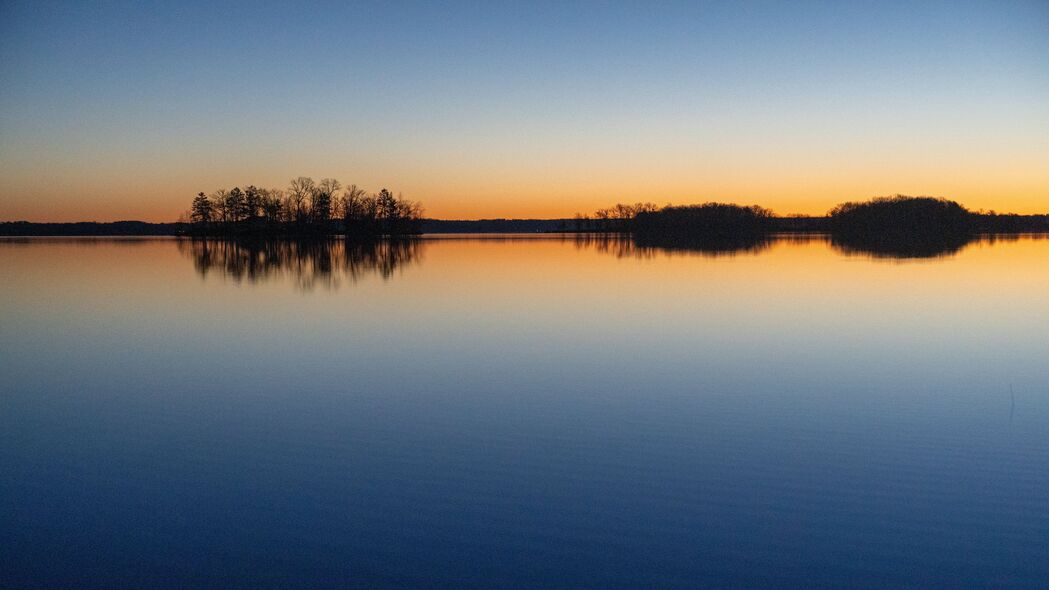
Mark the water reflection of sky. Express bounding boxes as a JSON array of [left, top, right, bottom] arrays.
[[1, 235, 1047, 587]]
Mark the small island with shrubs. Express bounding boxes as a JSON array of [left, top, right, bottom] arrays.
[[562, 194, 1047, 257], [185, 177, 423, 237]]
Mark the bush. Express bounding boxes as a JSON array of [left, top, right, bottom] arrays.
[[633, 203, 774, 238], [827, 195, 972, 236]]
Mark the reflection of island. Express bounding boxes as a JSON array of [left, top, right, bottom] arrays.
[[828, 233, 974, 259], [177, 238, 423, 290], [571, 232, 773, 258], [633, 233, 773, 257], [830, 232, 1045, 260], [569, 196, 1048, 261], [575, 231, 1026, 261]]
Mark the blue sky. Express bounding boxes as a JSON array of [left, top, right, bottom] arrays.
[[1, 1, 1047, 220]]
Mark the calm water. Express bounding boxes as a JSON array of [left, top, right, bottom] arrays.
[[1, 235, 1047, 588]]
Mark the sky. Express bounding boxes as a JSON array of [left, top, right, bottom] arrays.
[[1, 1, 1047, 221]]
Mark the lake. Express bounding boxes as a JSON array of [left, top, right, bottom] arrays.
[[1, 234, 1047, 588]]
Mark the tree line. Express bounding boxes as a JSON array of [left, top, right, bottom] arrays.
[[572, 202, 659, 231], [826, 195, 971, 235], [187, 177, 423, 235], [567, 195, 1049, 258], [574, 195, 1049, 236]]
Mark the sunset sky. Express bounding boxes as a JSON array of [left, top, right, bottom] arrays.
[[1, 1, 1046, 222]]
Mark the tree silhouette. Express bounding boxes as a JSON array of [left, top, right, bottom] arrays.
[[191, 192, 213, 224], [827, 195, 972, 236], [187, 177, 423, 237], [288, 177, 315, 223], [244, 185, 262, 220], [633, 203, 774, 239], [311, 178, 340, 224]]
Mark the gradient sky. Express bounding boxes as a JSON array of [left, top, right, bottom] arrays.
[[1, 1, 1046, 221]]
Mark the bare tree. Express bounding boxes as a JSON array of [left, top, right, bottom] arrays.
[[312, 178, 341, 224], [212, 189, 230, 223], [288, 177, 315, 222], [395, 193, 423, 220], [341, 184, 369, 221], [260, 188, 284, 223]]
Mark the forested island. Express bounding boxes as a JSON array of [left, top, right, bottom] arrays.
[[568, 195, 1048, 257], [184, 177, 424, 236], [569, 196, 1049, 234]]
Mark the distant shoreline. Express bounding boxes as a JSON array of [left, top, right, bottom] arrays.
[[3, 215, 1048, 236]]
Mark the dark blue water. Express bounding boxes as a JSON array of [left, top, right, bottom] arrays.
[[2, 236, 1047, 588]]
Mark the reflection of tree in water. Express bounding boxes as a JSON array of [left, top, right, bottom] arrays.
[[828, 232, 974, 260], [831, 232, 1047, 260], [571, 232, 773, 258], [575, 230, 1000, 261], [177, 238, 423, 290], [570, 233, 654, 258]]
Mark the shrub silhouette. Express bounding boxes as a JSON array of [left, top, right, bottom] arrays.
[[827, 195, 973, 236], [826, 195, 976, 258], [633, 203, 774, 239]]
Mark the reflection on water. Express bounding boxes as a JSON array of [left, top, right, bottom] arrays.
[[572, 232, 995, 261], [589, 232, 1044, 262], [177, 237, 423, 290], [176, 233, 1047, 291], [829, 232, 974, 259], [572, 232, 773, 258], [2, 234, 1048, 588], [830, 232, 1047, 260]]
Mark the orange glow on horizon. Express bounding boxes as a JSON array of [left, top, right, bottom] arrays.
[[1, 182, 1047, 223]]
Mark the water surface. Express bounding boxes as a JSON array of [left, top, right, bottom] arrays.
[[2, 235, 1047, 588]]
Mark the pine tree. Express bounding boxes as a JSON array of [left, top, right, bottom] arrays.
[[190, 192, 213, 224]]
